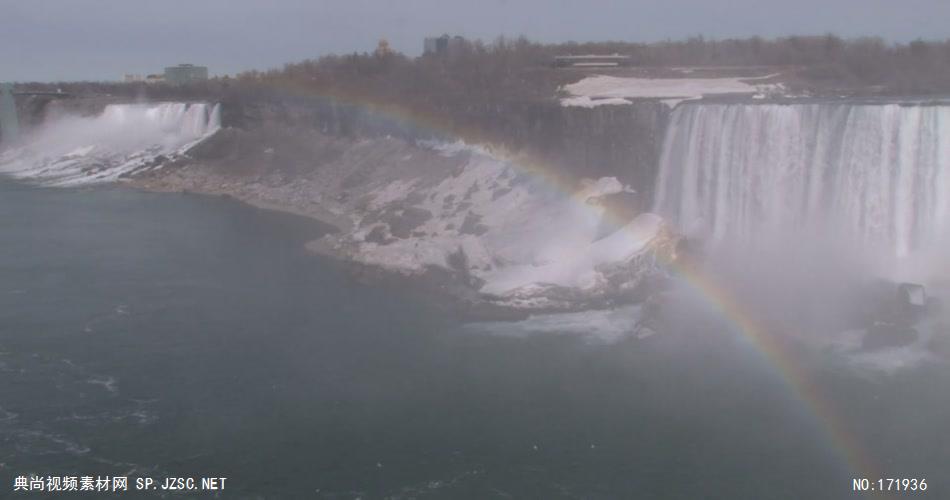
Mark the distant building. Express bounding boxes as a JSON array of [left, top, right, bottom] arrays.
[[423, 35, 445, 55], [553, 54, 632, 68], [375, 39, 394, 57], [163, 64, 208, 85], [123, 73, 164, 84], [423, 34, 467, 58]]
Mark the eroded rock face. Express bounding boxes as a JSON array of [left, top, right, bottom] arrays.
[[6, 93, 678, 314], [481, 214, 680, 311], [326, 144, 680, 312], [837, 280, 947, 354], [128, 124, 680, 313]]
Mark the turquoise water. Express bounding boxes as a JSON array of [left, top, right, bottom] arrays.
[[1, 180, 947, 498]]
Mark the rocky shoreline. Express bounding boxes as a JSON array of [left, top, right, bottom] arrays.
[[127, 174, 515, 321], [124, 150, 678, 323], [5, 94, 683, 323]]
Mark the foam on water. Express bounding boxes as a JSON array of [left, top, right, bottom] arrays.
[[0, 102, 220, 186], [86, 376, 119, 395], [824, 325, 943, 376], [12, 429, 91, 456], [463, 305, 644, 344], [0, 406, 18, 423]]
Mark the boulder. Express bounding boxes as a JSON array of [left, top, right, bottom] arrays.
[[857, 280, 929, 327]]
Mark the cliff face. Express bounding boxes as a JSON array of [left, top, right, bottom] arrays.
[[132, 133, 677, 314], [16, 88, 670, 201], [39, 96, 121, 121], [12, 95, 60, 133], [556, 102, 668, 205], [6, 92, 674, 314], [215, 95, 670, 206]]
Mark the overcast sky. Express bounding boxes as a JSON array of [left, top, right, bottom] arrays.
[[2, 0, 949, 82]]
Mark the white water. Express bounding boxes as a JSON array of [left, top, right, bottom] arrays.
[[462, 304, 645, 344], [0, 102, 220, 186], [348, 140, 664, 301], [654, 103, 950, 270]]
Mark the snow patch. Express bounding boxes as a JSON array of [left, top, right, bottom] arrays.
[[559, 96, 633, 108], [561, 74, 783, 107], [343, 141, 665, 303]]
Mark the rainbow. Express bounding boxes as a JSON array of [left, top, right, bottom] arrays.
[[227, 79, 881, 480], [229, 78, 591, 195], [671, 259, 881, 481]]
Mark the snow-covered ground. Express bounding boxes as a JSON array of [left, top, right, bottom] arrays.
[[561, 73, 784, 108], [4, 101, 672, 311], [337, 141, 671, 306]]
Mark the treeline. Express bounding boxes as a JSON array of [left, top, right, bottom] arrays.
[[236, 36, 571, 108], [616, 35, 950, 93], [17, 34, 950, 143], [235, 35, 950, 101], [25, 35, 950, 108], [16, 35, 947, 187], [555, 35, 949, 70]]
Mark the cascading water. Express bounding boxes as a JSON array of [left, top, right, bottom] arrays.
[[654, 103, 950, 267], [0, 102, 221, 186]]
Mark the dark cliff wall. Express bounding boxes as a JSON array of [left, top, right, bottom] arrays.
[[23, 91, 670, 204], [221, 95, 670, 201], [556, 102, 668, 199], [13, 95, 63, 132]]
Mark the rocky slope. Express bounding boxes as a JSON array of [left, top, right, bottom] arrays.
[[129, 123, 681, 314], [3, 88, 683, 316]]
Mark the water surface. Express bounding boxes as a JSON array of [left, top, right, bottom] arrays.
[[1, 181, 947, 498]]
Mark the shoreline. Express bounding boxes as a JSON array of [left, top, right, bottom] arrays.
[[125, 174, 544, 322], [126, 173, 671, 323], [125, 173, 354, 233]]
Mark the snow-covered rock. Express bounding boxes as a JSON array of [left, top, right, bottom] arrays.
[[325, 141, 678, 310], [6, 103, 677, 313]]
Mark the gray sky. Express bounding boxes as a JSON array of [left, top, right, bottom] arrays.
[[2, 0, 949, 82]]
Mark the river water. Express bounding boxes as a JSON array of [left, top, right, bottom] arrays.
[[1, 180, 948, 498]]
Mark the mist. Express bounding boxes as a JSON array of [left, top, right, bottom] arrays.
[[3, 2, 950, 497]]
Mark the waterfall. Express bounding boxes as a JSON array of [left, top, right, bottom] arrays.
[[654, 103, 950, 263], [0, 102, 221, 186]]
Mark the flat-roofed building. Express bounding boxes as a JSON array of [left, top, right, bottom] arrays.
[[553, 54, 632, 68], [164, 64, 208, 85], [423, 34, 467, 58]]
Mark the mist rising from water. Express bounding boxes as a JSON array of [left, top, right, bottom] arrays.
[[0, 102, 220, 186], [655, 103, 950, 282], [649, 102, 950, 375]]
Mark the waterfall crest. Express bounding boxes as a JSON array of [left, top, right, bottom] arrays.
[[0, 102, 221, 186], [654, 103, 950, 263]]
